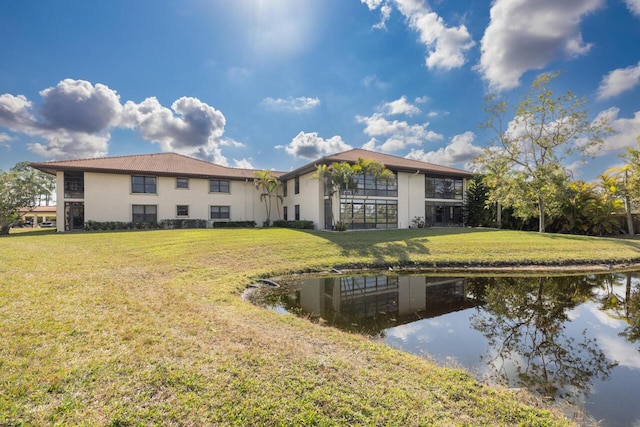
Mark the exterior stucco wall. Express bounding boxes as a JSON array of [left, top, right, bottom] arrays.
[[77, 172, 270, 226], [55, 172, 65, 232], [397, 171, 426, 229], [282, 173, 323, 228]]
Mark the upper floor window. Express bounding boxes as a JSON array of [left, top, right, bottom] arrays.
[[132, 176, 157, 194], [210, 179, 230, 193], [64, 171, 84, 199], [283, 181, 288, 197], [353, 173, 397, 197], [425, 176, 463, 200], [176, 177, 189, 189], [294, 176, 300, 194]]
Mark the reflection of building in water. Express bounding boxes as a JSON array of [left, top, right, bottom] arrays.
[[293, 275, 477, 327]]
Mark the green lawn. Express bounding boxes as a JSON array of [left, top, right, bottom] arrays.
[[2, 228, 638, 426]]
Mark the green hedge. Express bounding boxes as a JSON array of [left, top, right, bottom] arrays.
[[211, 221, 256, 228], [84, 219, 207, 231], [272, 220, 315, 230]]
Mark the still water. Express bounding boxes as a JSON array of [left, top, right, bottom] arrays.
[[249, 272, 640, 426]]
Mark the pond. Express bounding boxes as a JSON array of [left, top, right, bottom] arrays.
[[247, 271, 640, 426]]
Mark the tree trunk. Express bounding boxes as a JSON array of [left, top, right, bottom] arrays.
[[538, 196, 546, 233], [625, 195, 635, 236]]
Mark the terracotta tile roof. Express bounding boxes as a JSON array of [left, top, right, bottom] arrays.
[[18, 206, 57, 213], [30, 153, 284, 180], [281, 148, 473, 179]]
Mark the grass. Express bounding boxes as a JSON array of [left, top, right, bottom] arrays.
[[2, 227, 639, 426]]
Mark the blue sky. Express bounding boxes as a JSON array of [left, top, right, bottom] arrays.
[[1, 0, 639, 181]]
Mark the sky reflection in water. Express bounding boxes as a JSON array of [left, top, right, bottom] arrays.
[[251, 272, 640, 426]]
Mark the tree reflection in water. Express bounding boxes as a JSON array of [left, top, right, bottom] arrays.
[[250, 272, 640, 406], [470, 275, 617, 402]]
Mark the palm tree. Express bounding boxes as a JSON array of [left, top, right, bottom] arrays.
[[314, 158, 394, 230], [254, 170, 282, 226], [602, 165, 634, 235]]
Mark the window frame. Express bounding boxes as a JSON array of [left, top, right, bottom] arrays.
[[209, 179, 230, 194], [132, 204, 157, 223], [425, 175, 463, 200], [176, 205, 189, 217], [210, 205, 230, 220], [176, 177, 189, 189], [131, 175, 157, 194]]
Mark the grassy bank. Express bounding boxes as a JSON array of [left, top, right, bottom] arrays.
[[2, 228, 639, 426]]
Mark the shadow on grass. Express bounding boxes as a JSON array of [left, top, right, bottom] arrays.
[[302, 227, 491, 267], [5, 228, 57, 238]]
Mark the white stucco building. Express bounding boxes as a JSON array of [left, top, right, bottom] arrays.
[[31, 148, 473, 232], [280, 149, 473, 230]]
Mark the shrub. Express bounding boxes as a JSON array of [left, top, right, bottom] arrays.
[[411, 216, 429, 228], [272, 220, 315, 230], [212, 221, 256, 228], [158, 219, 207, 229], [333, 221, 348, 232], [84, 219, 208, 231]]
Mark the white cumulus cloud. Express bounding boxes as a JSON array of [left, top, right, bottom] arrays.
[[356, 112, 442, 152], [597, 62, 640, 100], [625, 0, 640, 16], [121, 96, 229, 163], [405, 131, 482, 167], [39, 79, 122, 133], [364, 0, 474, 70], [261, 96, 320, 111], [0, 80, 118, 159], [277, 131, 352, 160], [381, 96, 421, 116], [0, 78, 238, 164], [478, 0, 604, 91], [594, 107, 640, 155]]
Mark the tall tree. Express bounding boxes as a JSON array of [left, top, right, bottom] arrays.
[[463, 174, 492, 227], [621, 136, 640, 227], [0, 169, 41, 235], [473, 72, 613, 232], [11, 161, 56, 206], [254, 170, 282, 226]]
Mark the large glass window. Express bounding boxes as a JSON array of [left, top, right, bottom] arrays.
[[132, 205, 157, 223], [294, 204, 300, 220], [425, 176, 463, 200], [210, 205, 230, 219], [353, 173, 397, 197], [64, 172, 84, 199], [132, 176, 157, 194], [210, 179, 230, 193], [340, 199, 398, 229], [425, 201, 463, 226]]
